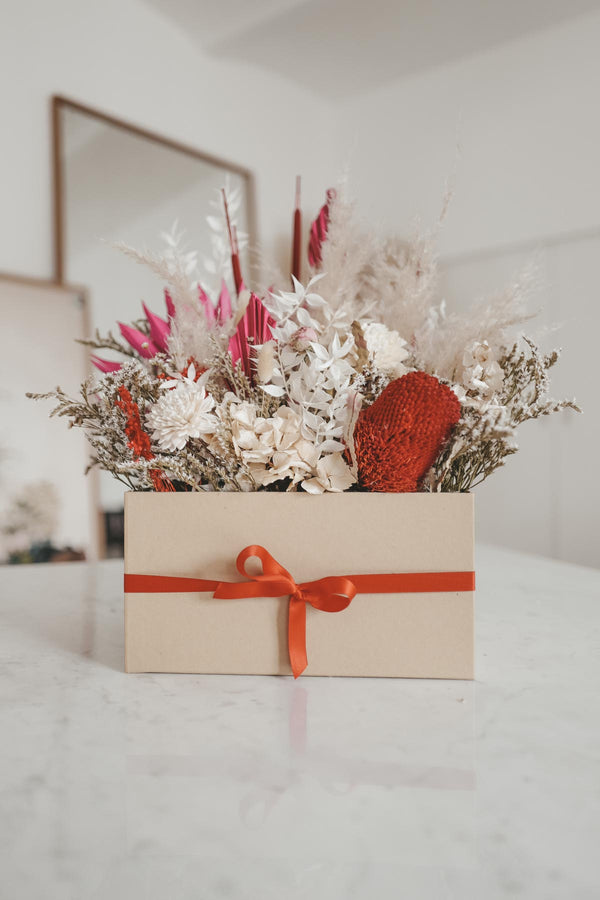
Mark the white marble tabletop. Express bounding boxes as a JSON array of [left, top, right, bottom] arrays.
[[1, 545, 599, 900]]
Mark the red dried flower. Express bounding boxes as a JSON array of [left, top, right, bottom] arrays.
[[115, 387, 175, 491], [149, 469, 175, 492], [115, 386, 153, 461], [353, 371, 461, 492]]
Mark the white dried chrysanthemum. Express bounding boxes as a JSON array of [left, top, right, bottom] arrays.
[[462, 340, 504, 396], [146, 380, 217, 451], [363, 322, 409, 377]]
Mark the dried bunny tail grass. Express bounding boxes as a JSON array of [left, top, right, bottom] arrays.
[[415, 260, 539, 381]]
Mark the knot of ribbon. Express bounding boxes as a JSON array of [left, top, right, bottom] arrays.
[[213, 545, 356, 678]]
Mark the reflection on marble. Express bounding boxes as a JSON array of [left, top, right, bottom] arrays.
[[1, 546, 599, 899]]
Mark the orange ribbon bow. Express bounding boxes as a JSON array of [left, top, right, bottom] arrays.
[[124, 545, 475, 678]]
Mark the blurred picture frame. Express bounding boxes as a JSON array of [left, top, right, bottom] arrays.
[[0, 272, 101, 563]]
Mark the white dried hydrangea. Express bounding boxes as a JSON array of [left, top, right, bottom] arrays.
[[226, 400, 318, 487], [362, 322, 409, 377], [223, 398, 355, 492], [302, 452, 356, 494], [461, 340, 504, 397]]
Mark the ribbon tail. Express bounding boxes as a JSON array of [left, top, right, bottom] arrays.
[[288, 596, 308, 679]]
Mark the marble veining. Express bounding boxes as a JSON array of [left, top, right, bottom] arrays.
[[1, 545, 599, 899]]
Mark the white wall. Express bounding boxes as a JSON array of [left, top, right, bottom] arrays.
[[336, 9, 600, 259], [0, 0, 336, 282], [336, 11, 600, 567], [439, 238, 596, 569]]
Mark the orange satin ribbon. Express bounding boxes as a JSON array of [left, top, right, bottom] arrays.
[[124, 544, 475, 678]]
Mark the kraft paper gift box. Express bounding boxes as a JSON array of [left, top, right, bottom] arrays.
[[124, 491, 474, 678]]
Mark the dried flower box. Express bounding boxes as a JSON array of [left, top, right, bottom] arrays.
[[30, 178, 576, 682], [124, 491, 474, 679]]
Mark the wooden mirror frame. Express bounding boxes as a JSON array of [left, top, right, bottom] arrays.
[[51, 95, 258, 283]]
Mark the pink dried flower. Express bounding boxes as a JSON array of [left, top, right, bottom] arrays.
[[288, 326, 318, 352]]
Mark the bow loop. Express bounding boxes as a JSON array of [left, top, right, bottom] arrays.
[[300, 576, 357, 612], [236, 544, 294, 583], [214, 545, 297, 600]]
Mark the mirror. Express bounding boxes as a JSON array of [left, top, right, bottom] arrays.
[[52, 97, 256, 553]]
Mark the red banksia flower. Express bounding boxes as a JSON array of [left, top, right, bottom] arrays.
[[353, 371, 461, 492]]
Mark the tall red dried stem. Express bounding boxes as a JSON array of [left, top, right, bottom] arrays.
[[291, 175, 302, 283], [222, 188, 243, 295]]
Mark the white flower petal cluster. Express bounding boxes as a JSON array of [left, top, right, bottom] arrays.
[[462, 340, 504, 396], [147, 376, 217, 451], [302, 453, 356, 494], [362, 322, 409, 377], [226, 400, 318, 487], [223, 398, 355, 492]]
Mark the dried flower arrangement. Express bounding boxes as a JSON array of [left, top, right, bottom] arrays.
[[29, 183, 579, 494]]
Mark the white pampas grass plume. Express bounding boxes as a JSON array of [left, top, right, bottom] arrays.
[[415, 262, 538, 381], [316, 188, 375, 320], [113, 222, 199, 315], [115, 224, 229, 367]]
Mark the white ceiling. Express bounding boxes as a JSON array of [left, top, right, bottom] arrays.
[[143, 0, 600, 99]]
